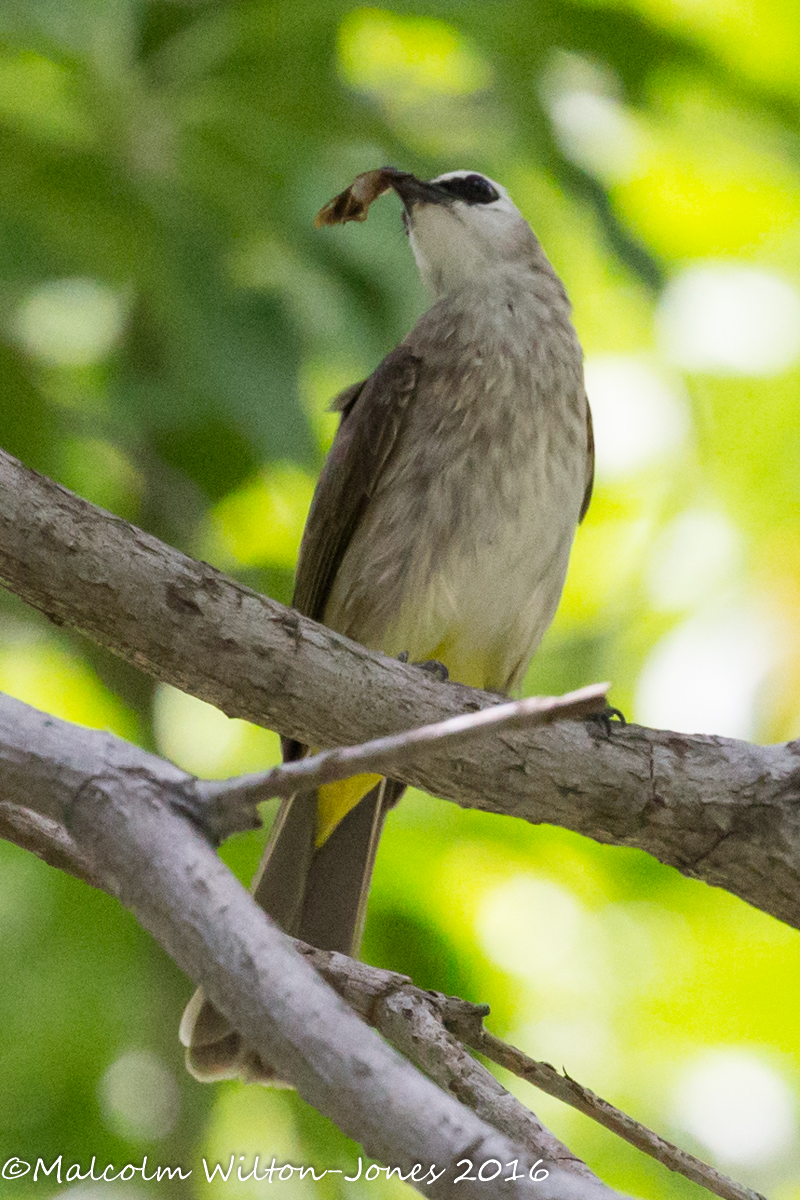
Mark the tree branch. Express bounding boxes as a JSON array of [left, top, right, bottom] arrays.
[[1, 447, 799, 931], [0, 691, 762, 1200], [442, 1011, 766, 1200], [1, 448, 800, 926], [193, 684, 610, 843], [0, 689, 624, 1200], [0, 801, 101, 887]]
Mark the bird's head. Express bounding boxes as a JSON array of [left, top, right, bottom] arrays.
[[387, 168, 539, 296]]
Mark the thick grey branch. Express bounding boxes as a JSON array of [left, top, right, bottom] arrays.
[[0, 690, 625, 1200], [2, 448, 800, 931], [0, 801, 101, 887], [0, 693, 762, 1200]]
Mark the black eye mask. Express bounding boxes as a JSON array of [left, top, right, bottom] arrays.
[[434, 174, 500, 205]]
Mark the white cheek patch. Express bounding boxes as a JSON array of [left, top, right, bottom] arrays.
[[409, 207, 488, 292]]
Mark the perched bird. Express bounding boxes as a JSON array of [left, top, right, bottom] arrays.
[[181, 167, 594, 1082]]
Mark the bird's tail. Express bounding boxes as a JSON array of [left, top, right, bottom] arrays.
[[180, 778, 399, 1084]]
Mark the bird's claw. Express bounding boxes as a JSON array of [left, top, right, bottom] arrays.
[[415, 659, 450, 683], [397, 651, 449, 683], [587, 704, 626, 738]]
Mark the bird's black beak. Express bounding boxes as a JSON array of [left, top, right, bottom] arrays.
[[380, 167, 450, 211]]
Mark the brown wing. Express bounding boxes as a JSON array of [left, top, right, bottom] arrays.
[[292, 344, 420, 622], [579, 393, 595, 524]]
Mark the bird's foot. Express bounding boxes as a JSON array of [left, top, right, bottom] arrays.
[[397, 651, 449, 683], [415, 659, 450, 683], [587, 704, 626, 738]]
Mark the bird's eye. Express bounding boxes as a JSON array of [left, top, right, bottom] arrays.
[[436, 174, 500, 205]]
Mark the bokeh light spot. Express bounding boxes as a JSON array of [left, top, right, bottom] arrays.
[[153, 685, 280, 779], [13, 278, 127, 366], [647, 510, 742, 611], [476, 876, 587, 985], [584, 356, 689, 479], [635, 604, 778, 737], [0, 635, 138, 739], [338, 8, 491, 99], [549, 90, 643, 182], [198, 463, 315, 571], [99, 1049, 180, 1142], [672, 1048, 797, 1165], [657, 264, 800, 375]]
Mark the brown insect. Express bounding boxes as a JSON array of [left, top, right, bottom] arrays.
[[313, 168, 399, 227]]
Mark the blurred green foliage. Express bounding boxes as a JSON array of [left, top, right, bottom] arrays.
[[2, 1, 800, 1197]]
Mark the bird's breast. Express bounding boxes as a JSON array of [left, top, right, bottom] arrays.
[[325, 286, 588, 693]]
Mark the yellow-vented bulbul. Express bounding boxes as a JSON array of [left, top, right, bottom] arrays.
[[181, 168, 594, 1082]]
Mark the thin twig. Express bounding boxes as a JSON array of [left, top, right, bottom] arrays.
[[251, 944, 767, 1200], [193, 683, 610, 841], [439, 1000, 766, 1200]]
